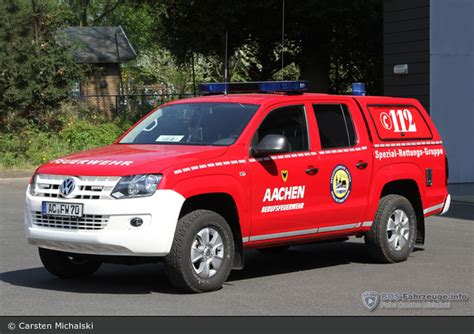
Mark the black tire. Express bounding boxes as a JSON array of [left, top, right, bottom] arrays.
[[257, 245, 290, 254], [165, 210, 235, 293], [39, 248, 102, 278], [365, 195, 417, 263]]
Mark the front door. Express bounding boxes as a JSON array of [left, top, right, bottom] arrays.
[[249, 104, 320, 240]]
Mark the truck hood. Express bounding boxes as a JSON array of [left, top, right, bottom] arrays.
[[37, 144, 228, 176]]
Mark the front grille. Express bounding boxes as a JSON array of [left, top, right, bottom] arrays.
[[34, 175, 120, 200], [32, 211, 109, 230]]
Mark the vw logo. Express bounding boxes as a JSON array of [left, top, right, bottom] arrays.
[[60, 177, 76, 197]]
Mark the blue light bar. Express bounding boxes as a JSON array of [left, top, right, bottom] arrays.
[[199, 82, 228, 93], [199, 81, 309, 95], [259, 81, 309, 92]]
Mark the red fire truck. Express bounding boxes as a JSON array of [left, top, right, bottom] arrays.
[[25, 81, 450, 292]]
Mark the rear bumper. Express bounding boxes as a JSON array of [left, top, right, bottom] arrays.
[[25, 188, 185, 256], [440, 194, 451, 215], [423, 193, 451, 217]]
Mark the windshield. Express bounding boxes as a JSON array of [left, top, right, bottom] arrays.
[[119, 102, 259, 146]]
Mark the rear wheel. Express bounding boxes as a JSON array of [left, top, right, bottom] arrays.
[[165, 210, 234, 293], [39, 248, 102, 278], [365, 195, 416, 263]]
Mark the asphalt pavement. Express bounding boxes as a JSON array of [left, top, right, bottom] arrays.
[[1, 178, 472, 316]]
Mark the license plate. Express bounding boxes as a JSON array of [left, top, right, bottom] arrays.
[[41, 202, 83, 218]]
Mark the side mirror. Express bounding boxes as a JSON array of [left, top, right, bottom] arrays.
[[252, 134, 290, 157]]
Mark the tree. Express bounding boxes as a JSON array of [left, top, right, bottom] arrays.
[[153, 0, 382, 94], [64, 0, 163, 54], [0, 0, 86, 130]]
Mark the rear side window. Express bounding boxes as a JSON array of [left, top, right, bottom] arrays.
[[367, 105, 433, 140], [253, 105, 309, 152], [313, 104, 356, 149]]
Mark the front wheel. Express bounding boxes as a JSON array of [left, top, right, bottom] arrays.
[[165, 210, 235, 293], [365, 195, 417, 263], [39, 248, 102, 278]]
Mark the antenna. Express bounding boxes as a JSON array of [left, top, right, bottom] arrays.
[[281, 0, 285, 80], [224, 30, 229, 95], [191, 52, 196, 96]]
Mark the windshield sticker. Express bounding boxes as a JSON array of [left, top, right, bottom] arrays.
[[50, 159, 134, 166], [330, 165, 352, 204], [144, 119, 158, 132], [156, 135, 184, 142]]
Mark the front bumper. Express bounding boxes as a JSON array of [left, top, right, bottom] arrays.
[[25, 187, 185, 256]]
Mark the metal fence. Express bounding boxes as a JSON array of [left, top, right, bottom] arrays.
[[77, 93, 196, 122]]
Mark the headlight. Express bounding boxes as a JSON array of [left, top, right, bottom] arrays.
[[111, 174, 162, 199], [29, 173, 38, 196]]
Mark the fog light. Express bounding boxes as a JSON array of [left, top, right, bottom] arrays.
[[130, 218, 143, 227]]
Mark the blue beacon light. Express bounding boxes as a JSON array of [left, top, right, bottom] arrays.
[[352, 82, 366, 96]]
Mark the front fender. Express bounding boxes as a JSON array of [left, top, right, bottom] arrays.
[[173, 174, 250, 237]]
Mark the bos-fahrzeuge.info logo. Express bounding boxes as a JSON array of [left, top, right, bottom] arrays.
[[330, 165, 351, 203], [362, 291, 469, 311], [362, 291, 380, 311]]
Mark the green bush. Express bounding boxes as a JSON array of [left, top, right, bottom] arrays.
[[0, 118, 131, 169], [60, 120, 126, 152]]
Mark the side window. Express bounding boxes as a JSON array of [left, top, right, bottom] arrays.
[[313, 104, 356, 149], [253, 105, 309, 152]]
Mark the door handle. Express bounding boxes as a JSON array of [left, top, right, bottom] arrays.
[[305, 167, 319, 175], [356, 161, 368, 170]]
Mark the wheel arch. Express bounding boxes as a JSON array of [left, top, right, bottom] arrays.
[[179, 192, 244, 269], [368, 164, 426, 245]]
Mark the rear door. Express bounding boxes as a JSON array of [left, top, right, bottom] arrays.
[[310, 98, 372, 228]]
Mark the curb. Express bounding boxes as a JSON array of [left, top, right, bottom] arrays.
[[0, 171, 34, 180], [0, 177, 30, 182]]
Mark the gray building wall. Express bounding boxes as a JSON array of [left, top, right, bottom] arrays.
[[384, 0, 430, 110], [430, 0, 474, 183], [384, 0, 473, 184]]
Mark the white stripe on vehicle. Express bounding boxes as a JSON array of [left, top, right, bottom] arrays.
[[374, 140, 443, 148], [242, 221, 372, 243], [249, 228, 319, 242], [423, 202, 445, 215], [318, 223, 359, 233], [176, 146, 373, 175], [173, 141, 448, 175]]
